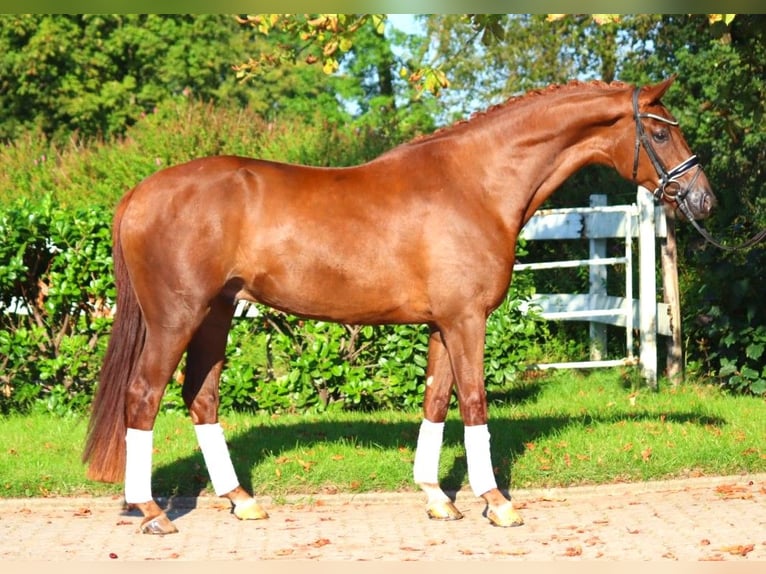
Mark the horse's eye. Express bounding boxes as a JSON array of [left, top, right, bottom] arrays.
[[652, 129, 669, 143]]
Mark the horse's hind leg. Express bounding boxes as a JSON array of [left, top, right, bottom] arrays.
[[414, 328, 463, 520], [124, 321, 195, 534], [183, 295, 268, 521]]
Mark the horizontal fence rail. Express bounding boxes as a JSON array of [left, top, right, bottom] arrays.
[[514, 189, 672, 387]]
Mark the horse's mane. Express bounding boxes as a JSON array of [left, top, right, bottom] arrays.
[[402, 79, 631, 148]]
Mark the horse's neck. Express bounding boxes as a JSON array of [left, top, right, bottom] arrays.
[[463, 88, 630, 223]]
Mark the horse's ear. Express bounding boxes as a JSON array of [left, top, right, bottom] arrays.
[[639, 74, 677, 105]]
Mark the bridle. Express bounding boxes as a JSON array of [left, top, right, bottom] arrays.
[[631, 87, 700, 205], [631, 87, 766, 251]]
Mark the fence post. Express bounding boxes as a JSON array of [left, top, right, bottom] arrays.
[[661, 208, 683, 385], [637, 188, 658, 389], [589, 194, 608, 361]]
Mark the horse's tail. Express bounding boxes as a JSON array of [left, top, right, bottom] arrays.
[[82, 190, 145, 483]]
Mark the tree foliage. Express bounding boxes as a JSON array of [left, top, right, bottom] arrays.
[[0, 15, 262, 143], [1, 13, 764, 402]]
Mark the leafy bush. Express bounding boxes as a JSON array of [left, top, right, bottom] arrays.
[[0, 197, 114, 414], [684, 249, 766, 396], [0, 195, 544, 417]]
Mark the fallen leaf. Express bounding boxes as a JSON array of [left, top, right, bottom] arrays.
[[296, 458, 314, 471], [500, 548, 530, 556], [720, 544, 754, 556], [74, 507, 92, 517], [593, 518, 610, 525], [275, 548, 294, 556], [641, 447, 653, 462], [715, 484, 753, 500], [700, 539, 711, 546], [585, 536, 604, 546], [564, 546, 582, 557], [700, 554, 725, 561], [310, 538, 331, 548]]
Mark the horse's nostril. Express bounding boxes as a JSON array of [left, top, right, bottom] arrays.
[[703, 193, 716, 216]]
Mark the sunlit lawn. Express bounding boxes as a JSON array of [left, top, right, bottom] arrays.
[[1, 369, 764, 500]]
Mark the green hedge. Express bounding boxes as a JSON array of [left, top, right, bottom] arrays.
[[0, 197, 547, 415], [0, 197, 114, 414]]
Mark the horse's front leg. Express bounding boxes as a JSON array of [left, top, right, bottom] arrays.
[[440, 315, 524, 528], [413, 329, 464, 520], [184, 296, 268, 522]]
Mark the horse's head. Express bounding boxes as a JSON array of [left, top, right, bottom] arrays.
[[625, 76, 716, 221]]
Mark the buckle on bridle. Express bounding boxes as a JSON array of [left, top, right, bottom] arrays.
[[653, 155, 701, 202]]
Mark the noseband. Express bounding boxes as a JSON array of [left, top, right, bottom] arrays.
[[631, 87, 700, 205]]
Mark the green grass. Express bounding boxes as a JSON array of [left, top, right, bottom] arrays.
[[1, 369, 765, 500]]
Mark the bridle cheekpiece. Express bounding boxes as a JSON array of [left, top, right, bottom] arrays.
[[631, 87, 701, 205]]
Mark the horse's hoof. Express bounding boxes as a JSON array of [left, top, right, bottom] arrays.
[[233, 500, 269, 521], [140, 513, 179, 535], [426, 500, 464, 521], [486, 502, 524, 527]]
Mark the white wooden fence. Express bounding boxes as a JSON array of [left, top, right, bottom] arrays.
[[514, 188, 673, 388]]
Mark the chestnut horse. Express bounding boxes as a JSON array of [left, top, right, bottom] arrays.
[[83, 77, 715, 534]]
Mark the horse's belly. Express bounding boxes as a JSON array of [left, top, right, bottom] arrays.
[[239, 257, 428, 325]]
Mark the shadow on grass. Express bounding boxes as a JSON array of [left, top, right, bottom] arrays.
[[150, 387, 725, 519]]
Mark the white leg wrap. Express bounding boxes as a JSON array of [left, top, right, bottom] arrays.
[[464, 424, 498, 497], [413, 419, 444, 485], [125, 428, 154, 503], [194, 423, 240, 496]]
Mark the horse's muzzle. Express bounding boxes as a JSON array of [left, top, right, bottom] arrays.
[[678, 186, 716, 221], [671, 167, 716, 221]]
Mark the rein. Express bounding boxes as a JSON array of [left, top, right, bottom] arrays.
[[677, 201, 766, 251], [632, 87, 766, 252]]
